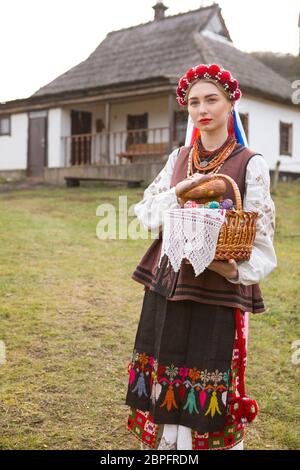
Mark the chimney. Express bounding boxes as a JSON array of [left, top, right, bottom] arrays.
[[152, 1, 168, 21]]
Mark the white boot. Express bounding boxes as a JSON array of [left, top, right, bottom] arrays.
[[177, 425, 193, 450], [228, 440, 244, 450], [157, 424, 178, 450]]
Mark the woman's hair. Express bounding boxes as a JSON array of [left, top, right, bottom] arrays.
[[186, 78, 232, 103]]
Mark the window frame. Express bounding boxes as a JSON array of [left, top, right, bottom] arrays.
[[279, 121, 293, 156], [0, 115, 11, 136]]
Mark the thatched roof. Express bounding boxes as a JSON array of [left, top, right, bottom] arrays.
[[30, 2, 293, 105], [0, 3, 294, 112], [32, 4, 219, 97]]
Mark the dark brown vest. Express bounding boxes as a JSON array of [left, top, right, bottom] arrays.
[[132, 143, 265, 313]]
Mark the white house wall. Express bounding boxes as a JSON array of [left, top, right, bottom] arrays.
[[110, 96, 169, 132], [1, 95, 299, 174], [0, 113, 28, 170], [49, 95, 300, 171], [206, 12, 226, 36], [239, 95, 300, 173], [48, 108, 71, 167]]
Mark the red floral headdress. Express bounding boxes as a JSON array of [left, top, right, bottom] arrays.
[[176, 63, 241, 106]]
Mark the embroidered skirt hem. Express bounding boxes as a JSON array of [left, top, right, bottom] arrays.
[[125, 288, 247, 450]]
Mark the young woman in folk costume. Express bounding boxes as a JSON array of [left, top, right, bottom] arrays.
[[125, 63, 277, 450]]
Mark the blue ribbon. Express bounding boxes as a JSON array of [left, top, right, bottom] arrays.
[[233, 108, 246, 146]]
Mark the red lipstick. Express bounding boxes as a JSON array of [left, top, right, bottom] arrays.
[[199, 118, 212, 124]]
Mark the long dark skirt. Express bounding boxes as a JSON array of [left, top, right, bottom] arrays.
[[125, 287, 236, 435]]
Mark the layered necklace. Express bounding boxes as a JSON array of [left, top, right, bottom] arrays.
[[187, 134, 237, 177]]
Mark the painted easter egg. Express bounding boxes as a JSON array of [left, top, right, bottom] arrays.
[[208, 201, 220, 208], [184, 200, 198, 208], [220, 198, 234, 210]]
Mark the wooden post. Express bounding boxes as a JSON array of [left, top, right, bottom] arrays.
[[271, 160, 281, 194], [105, 102, 111, 164], [168, 93, 174, 154]]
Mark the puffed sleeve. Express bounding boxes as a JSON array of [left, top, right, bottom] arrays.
[[134, 147, 181, 231], [226, 154, 277, 285]]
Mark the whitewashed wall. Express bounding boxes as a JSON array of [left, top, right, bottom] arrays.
[[110, 96, 169, 132], [48, 108, 71, 167], [0, 113, 28, 170], [239, 95, 300, 173], [1, 94, 299, 173]]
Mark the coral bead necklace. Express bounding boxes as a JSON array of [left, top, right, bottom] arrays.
[[187, 136, 237, 178]]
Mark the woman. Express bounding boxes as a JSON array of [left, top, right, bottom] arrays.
[[125, 63, 277, 450]]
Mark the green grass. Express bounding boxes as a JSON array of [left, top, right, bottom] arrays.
[[0, 180, 299, 450]]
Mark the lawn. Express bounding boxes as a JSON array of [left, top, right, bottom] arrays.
[[0, 180, 299, 450]]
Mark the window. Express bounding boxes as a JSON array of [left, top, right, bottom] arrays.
[[280, 122, 293, 156], [239, 113, 249, 142], [174, 110, 188, 146], [0, 115, 11, 136], [126, 113, 148, 147]]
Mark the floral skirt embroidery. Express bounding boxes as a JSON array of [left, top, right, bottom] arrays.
[[125, 288, 247, 450]]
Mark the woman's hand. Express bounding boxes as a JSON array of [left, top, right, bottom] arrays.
[[206, 259, 239, 280]]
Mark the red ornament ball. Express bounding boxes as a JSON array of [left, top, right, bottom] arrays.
[[186, 69, 196, 82], [228, 79, 238, 92], [229, 396, 259, 424], [179, 77, 189, 90], [195, 64, 208, 77], [219, 70, 232, 84], [233, 89, 241, 100], [176, 86, 185, 98], [207, 64, 220, 77]]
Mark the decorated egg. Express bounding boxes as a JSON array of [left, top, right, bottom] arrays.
[[208, 201, 220, 209], [184, 200, 199, 208], [220, 198, 234, 210]]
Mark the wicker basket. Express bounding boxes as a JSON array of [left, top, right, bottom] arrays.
[[212, 174, 258, 261]]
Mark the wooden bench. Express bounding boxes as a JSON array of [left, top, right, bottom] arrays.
[[64, 177, 144, 188], [117, 143, 168, 162]]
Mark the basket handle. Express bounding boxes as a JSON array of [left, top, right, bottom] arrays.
[[210, 173, 242, 210]]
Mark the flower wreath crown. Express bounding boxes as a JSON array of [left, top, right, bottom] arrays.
[[176, 63, 241, 106]]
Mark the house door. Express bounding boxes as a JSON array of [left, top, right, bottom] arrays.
[[71, 110, 92, 165], [126, 113, 148, 149], [28, 111, 47, 177]]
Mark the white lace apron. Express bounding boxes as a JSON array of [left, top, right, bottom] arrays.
[[158, 208, 226, 276]]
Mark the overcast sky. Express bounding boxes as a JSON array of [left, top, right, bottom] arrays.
[[1, 0, 299, 102]]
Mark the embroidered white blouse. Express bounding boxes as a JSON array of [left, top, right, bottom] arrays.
[[134, 147, 277, 286]]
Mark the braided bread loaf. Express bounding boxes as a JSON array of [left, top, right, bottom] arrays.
[[176, 174, 227, 206]]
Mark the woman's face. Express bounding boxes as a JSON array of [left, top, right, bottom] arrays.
[[187, 80, 232, 133]]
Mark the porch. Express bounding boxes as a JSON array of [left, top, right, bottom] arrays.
[[61, 127, 171, 166], [55, 93, 187, 168], [42, 93, 188, 185]]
